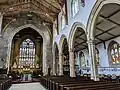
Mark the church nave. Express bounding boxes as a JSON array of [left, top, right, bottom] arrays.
[[8, 83, 46, 90]]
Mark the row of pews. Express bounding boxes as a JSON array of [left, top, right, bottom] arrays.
[[0, 75, 12, 90], [39, 75, 120, 90]]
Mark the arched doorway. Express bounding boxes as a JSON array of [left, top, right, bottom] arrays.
[[87, 1, 120, 80], [10, 27, 43, 80]]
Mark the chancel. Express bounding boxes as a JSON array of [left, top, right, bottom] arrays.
[[1, 0, 120, 90]]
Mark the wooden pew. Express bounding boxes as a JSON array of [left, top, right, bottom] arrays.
[[63, 82, 120, 90], [39, 75, 120, 90], [41, 76, 91, 90], [59, 81, 107, 90], [0, 79, 12, 90]]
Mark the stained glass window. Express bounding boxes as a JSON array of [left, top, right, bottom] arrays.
[[95, 48, 100, 66], [110, 42, 120, 64], [18, 38, 35, 68], [79, 52, 86, 67], [71, 0, 79, 17]]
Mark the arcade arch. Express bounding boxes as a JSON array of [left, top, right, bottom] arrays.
[[87, 0, 120, 80]]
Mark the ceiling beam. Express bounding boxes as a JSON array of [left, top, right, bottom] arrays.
[[33, 0, 58, 14], [74, 40, 87, 47], [100, 14, 120, 28], [43, 0, 60, 11], [75, 32, 85, 39], [97, 8, 120, 25], [95, 26, 116, 37]]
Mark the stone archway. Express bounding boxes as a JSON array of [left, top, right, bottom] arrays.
[[4, 24, 52, 76], [69, 22, 86, 50], [59, 34, 69, 76], [10, 28, 43, 76], [87, 0, 120, 40], [68, 22, 87, 77], [87, 0, 120, 81]]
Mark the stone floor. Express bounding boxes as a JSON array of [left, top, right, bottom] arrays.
[[9, 82, 46, 90]]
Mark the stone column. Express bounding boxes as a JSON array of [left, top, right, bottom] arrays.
[[87, 40, 99, 81], [0, 13, 3, 35], [69, 48, 76, 77], [13, 38, 20, 68], [78, 52, 81, 68], [59, 53, 63, 75], [52, 49, 56, 75], [35, 39, 41, 69]]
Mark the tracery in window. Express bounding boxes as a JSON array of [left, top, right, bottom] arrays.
[[71, 0, 79, 17], [95, 48, 100, 66], [110, 42, 120, 64], [18, 38, 35, 68], [79, 52, 86, 67]]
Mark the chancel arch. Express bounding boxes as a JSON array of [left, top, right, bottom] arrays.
[[5, 24, 52, 76], [10, 27, 43, 77], [87, 0, 120, 81]]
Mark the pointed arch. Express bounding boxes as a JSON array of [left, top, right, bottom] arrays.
[[59, 34, 70, 75], [6, 24, 52, 75], [59, 34, 68, 53], [86, 0, 120, 40], [68, 22, 86, 50]]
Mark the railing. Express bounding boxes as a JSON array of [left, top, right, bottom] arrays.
[[77, 67, 120, 75]]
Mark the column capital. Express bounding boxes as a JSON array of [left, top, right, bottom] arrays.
[[87, 39, 95, 44]]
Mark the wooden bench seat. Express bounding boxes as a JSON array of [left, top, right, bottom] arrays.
[[0, 79, 12, 90], [39, 75, 120, 90], [64, 82, 120, 90], [41, 76, 92, 90], [80, 84, 120, 90], [59, 81, 108, 90]]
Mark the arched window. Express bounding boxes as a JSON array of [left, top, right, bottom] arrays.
[[18, 38, 35, 68], [95, 48, 100, 66], [79, 52, 86, 67], [109, 41, 120, 64], [71, 0, 79, 17], [61, 14, 66, 30]]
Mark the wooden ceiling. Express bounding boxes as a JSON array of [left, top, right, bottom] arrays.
[[73, 4, 120, 52], [0, 0, 65, 28]]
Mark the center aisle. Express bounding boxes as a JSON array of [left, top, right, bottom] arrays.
[[9, 82, 46, 90]]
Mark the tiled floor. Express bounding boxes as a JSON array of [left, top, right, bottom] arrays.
[[9, 82, 46, 90]]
